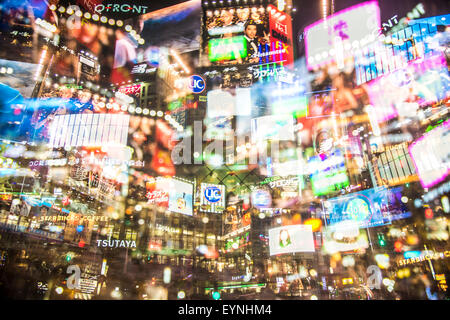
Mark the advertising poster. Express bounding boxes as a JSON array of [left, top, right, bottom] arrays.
[[409, 119, 450, 188], [201, 5, 270, 66], [113, 0, 201, 83], [64, 212, 94, 245], [308, 149, 350, 196], [304, 1, 380, 70], [224, 209, 251, 236], [146, 177, 170, 208], [168, 179, 193, 216], [269, 224, 315, 255], [267, 4, 294, 66], [200, 183, 226, 213], [325, 186, 392, 228]]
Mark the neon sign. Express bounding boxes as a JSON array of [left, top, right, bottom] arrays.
[[208, 36, 247, 62]]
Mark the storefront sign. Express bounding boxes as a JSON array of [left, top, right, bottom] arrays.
[[118, 84, 141, 96], [188, 75, 206, 94], [397, 251, 450, 266], [200, 183, 225, 213], [94, 4, 148, 14], [96, 239, 137, 248]]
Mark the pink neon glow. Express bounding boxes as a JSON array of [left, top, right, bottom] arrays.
[[408, 119, 450, 188], [304, 1, 381, 70]]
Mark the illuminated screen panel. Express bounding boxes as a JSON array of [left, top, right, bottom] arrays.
[[269, 224, 315, 255], [49, 114, 130, 148], [304, 1, 380, 70], [322, 221, 369, 254], [325, 186, 392, 228], [0, 59, 39, 98], [208, 36, 247, 62], [202, 5, 270, 66], [355, 15, 448, 85], [168, 179, 194, 216], [308, 149, 349, 196], [409, 119, 450, 188]]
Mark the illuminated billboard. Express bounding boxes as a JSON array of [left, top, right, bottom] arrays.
[[269, 224, 315, 256], [322, 221, 369, 254], [200, 183, 226, 213], [364, 54, 449, 115], [207, 87, 252, 118], [304, 1, 380, 70], [201, 6, 270, 66], [325, 186, 392, 228], [49, 114, 130, 148], [355, 15, 447, 85], [267, 4, 294, 66], [409, 119, 450, 188], [168, 179, 194, 216], [208, 36, 248, 62], [308, 149, 349, 196]]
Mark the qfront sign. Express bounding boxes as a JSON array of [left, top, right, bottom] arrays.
[[94, 4, 149, 14]]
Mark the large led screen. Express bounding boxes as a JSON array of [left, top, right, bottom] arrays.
[[409, 119, 450, 188], [168, 179, 194, 216], [304, 1, 380, 70], [325, 186, 392, 228], [269, 224, 315, 255]]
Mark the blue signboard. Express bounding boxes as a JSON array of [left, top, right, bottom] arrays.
[[189, 75, 206, 94], [325, 186, 392, 228]]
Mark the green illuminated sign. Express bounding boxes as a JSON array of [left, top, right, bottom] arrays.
[[208, 36, 247, 62], [311, 170, 349, 196]]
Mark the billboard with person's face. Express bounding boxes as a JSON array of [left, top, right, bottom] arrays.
[[201, 6, 270, 66], [168, 178, 194, 216], [269, 224, 315, 255]]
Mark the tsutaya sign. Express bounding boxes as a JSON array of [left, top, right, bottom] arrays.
[[96, 239, 137, 248], [94, 4, 149, 14]]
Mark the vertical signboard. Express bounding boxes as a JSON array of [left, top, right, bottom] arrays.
[[200, 183, 226, 213], [267, 4, 294, 66]]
